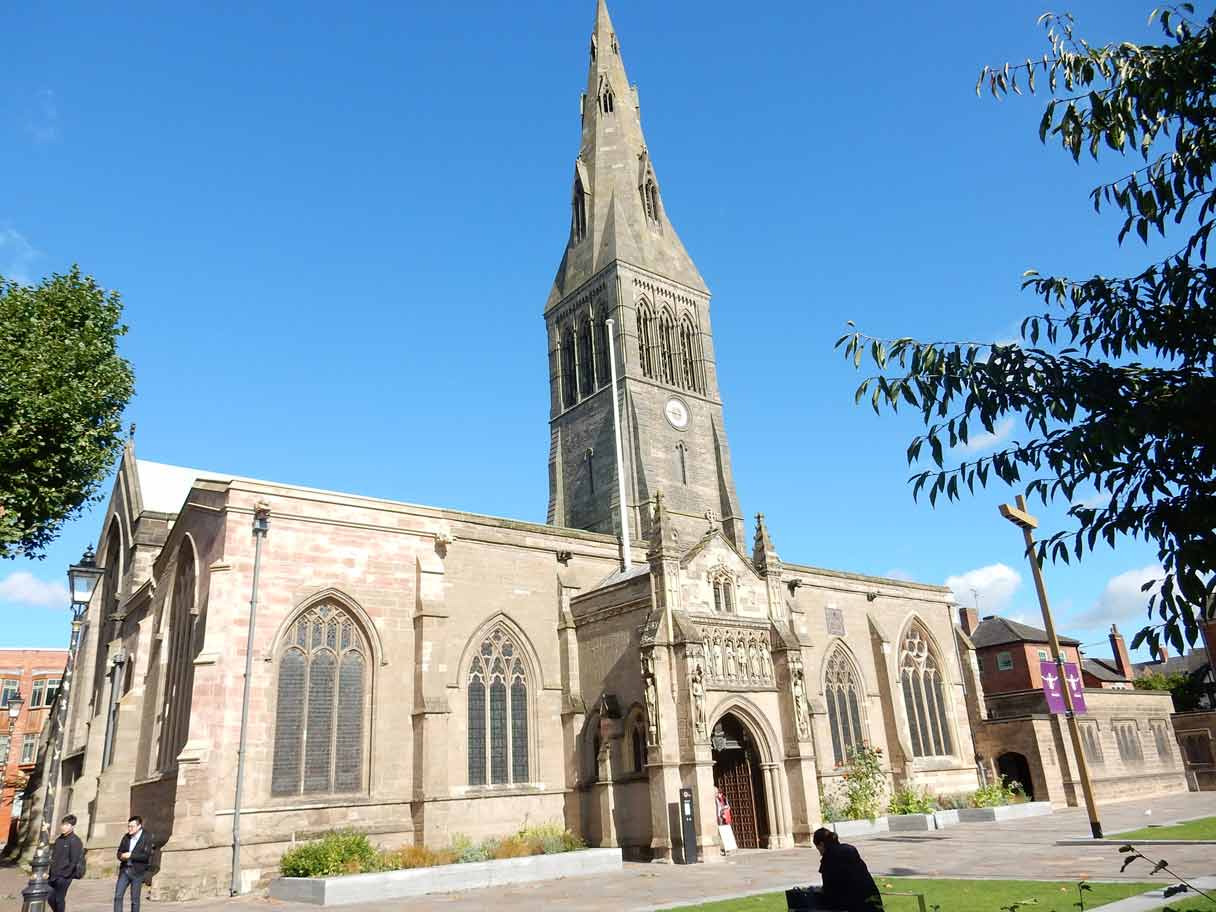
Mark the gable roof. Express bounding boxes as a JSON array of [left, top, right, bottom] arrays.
[[1082, 657, 1130, 683], [970, 615, 1081, 649], [1132, 647, 1211, 679]]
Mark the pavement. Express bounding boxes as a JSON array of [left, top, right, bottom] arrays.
[[3, 792, 1214, 911]]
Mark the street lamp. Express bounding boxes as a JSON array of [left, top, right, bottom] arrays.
[[999, 495, 1103, 839], [20, 546, 103, 912]]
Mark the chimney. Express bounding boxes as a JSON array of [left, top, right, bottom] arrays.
[[1157, 644, 1169, 663], [959, 606, 979, 636], [1109, 624, 1132, 678], [1203, 612, 1216, 658]]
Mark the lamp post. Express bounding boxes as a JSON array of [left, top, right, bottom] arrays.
[[231, 502, 270, 896], [5, 688, 24, 773], [20, 546, 103, 912], [999, 495, 1103, 838]]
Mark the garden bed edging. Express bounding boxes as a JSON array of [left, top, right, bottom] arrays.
[[828, 817, 890, 838], [957, 801, 1053, 823], [886, 812, 936, 832], [268, 847, 623, 906], [933, 809, 960, 828]]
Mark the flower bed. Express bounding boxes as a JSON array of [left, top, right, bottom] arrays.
[[270, 848, 624, 906]]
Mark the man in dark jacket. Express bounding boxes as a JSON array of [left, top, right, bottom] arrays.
[[812, 827, 883, 912], [114, 815, 153, 912], [48, 814, 85, 912]]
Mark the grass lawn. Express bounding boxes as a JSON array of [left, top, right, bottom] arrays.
[[1114, 815, 1216, 841], [665, 878, 1159, 912]]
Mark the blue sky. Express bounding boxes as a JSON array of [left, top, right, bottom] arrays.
[[1, 0, 1182, 662]]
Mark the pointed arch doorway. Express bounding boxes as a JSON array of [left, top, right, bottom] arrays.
[[711, 712, 770, 849]]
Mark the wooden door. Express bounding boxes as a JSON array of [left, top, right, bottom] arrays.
[[718, 751, 759, 848]]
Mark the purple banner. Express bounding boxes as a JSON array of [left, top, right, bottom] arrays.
[[1040, 661, 1087, 714]]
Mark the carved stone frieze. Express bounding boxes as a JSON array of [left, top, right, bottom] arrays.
[[696, 621, 774, 690]]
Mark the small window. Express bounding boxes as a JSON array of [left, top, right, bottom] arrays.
[[44, 679, 60, 706], [31, 679, 46, 708], [996, 652, 1013, 671], [0, 680, 18, 708], [1037, 649, 1049, 662], [21, 734, 37, 764], [975, 656, 984, 673]]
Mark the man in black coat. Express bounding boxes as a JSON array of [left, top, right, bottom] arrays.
[[48, 814, 85, 912], [113, 815, 153, 912], [813, 827, 883, 912]]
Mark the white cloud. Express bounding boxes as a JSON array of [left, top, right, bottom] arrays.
[[945, 563, 1023, 616], [951, 417, 1015, 455], [0, 227, 40, 284], [1073, 564, 1162, 627], [0, 571, 69, 609]]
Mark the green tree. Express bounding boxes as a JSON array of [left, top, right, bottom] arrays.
[[837, 6, 1216, 653], [0, 267, 134, 558], [1134, 668, 1206, 711]]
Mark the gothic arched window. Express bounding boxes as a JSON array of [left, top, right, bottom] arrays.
[[900, 625, 954, 758], [93, 522, 124, 717], [824, 647, 866, 766], [599, 76, 615, 114], [578, 316, 595, 398], [642, 178, 660, 223], [572, 176, 588, 243], [467, 626, 530, 786], [271, 602, 368, 796], [637, 301, 656, 379], [561, 326, 577, 408], [657, 309, 677, 385], [158, 541, 198, 772], [678, 316, 702, 393], [596, 312, 611, 388], [710, 569, 735, 614]]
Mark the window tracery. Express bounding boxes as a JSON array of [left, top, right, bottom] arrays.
[[899, 625, 954, 758], [598, 76, 615, 114], [596, 312, 611, 388], [572, 175, 587, 243], [642, 178, 660, 223], [158, 541, 198, 772], [467, 625, 530, 786], [271, 602, 368, 796], [678, 316, 703, 393], [657, 308, 677, 385], [578, 317, 595, 398], [823, 647, 866, 766], [637, 300, 656, 379]]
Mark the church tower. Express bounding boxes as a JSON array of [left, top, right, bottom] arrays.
[[546, 0, 745, 548]]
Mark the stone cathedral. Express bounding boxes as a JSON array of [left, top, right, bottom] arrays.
[[42, 0, 981, 898]]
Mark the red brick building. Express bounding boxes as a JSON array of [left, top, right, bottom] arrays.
[[1, 648, 69, 848]]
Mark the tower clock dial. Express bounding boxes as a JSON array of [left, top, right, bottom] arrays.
[[664, 397, 690, 430]]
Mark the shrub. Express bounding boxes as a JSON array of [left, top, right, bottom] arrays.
[[841, 744, 886, 822], [933, 792, 969, 811], [450, 834, 489, 864], [970, 776, 1026, 808], [888, 786, 935, 816], [819, 782, 845, 823], [491, 835, 536, 860], [279, 831, 379, 878]]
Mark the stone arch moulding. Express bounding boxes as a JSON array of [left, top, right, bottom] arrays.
[[817, 637, 864, 688], [450, 611, 547, 693], [709, 694, 780, 766], [894, 610, 959, 758], [266, 587, 386, 667]]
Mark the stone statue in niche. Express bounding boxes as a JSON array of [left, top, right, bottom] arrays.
[[642, 651, 659, 745], [790, 653, 810, 739], [725, 641, 736, 679], [748, 641, 760, 680], [711, 639, 723, 679], [689, 661, 707, 741]]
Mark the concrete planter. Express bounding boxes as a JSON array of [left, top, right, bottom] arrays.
[[269, 848, 623, 906], [933, 809, 961, 828], [957, 801, 1053, 823], [887, 812, 936, 832], [828, 817, 889, 838]]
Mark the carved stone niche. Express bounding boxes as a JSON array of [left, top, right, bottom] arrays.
[[695, 619, 775, 691]]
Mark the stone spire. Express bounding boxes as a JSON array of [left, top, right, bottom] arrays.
[[547, 0, 707, 308], [753, 513, 781, 576]]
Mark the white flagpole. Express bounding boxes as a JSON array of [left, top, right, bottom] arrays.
[[605, 318, 631, 571]]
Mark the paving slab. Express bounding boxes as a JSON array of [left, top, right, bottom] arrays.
[[4, 792, 1214, 911]]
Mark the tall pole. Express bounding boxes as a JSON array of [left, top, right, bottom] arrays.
[[605, 319, 631, 572], [999, 494, 1103, 838], [231, 503, 270, 896]]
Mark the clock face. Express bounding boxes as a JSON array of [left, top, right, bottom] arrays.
[[664, 397, 690, 430]]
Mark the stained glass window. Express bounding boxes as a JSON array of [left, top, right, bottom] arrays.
[[900, 626, 954, 758], [271, 602, 368, 795], [467, 626, 531, 786], [825, 648, 866, 765]]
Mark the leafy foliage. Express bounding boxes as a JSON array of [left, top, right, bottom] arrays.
[[840, 744, 887, 821], [888, 785, 936, 816], [0, 267, 134, 558], [278, 822, 585, 877], [1134, 669, 1208, 711], [835, 6, 1216, 652], [970, 775, 1026, 809]]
